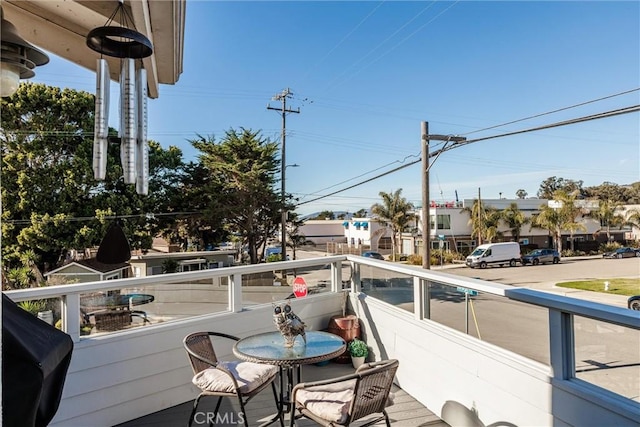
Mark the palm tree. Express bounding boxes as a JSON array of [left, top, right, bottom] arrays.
[[591, 199, 626, 242], [484, 209, 504, 243], [533, 190, 586, 252], [625, 208, 640, 228], [370, 189, 414, 261], [558, 190, 588, 251], [501, 203, 530, 242], [460, 199, 502, 244], [532, 204, 563, 251], [460, 199, 485, 245]]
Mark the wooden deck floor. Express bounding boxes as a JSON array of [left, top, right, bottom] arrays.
[[115, 362, 448, 427]]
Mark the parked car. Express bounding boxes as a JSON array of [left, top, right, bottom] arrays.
[[362, 251, 385, 260], [521, 249, 561, 266], [628, 295, 640, 310], [602, 247, 639, 259]]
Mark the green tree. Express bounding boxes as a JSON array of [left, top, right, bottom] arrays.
[[516, 189, 528, 199], [532, 204, 563, 251], [312, 210, 335, 220], [1, 83, 189, 274], [371, 189, 414, 260], [591, 199, 626, 242], [583, 182, 634, 203], [537, 176, 584, 199], [532, 190, 585, 251], [190, 129, 281, 264], [460, 199, 502, 244], [625, 208, 640, 231], [501, 203, 530, 242], [355, 208, 368, 217]]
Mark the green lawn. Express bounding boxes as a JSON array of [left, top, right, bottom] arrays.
[[556, 278, 640, 296]]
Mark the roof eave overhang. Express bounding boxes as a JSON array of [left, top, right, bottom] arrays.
[[3, 0, 186, 99]]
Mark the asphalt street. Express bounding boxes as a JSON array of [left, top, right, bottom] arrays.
[[437, 255, 640, 308]]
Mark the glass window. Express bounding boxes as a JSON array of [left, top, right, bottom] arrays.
[[437, 215, 451, 230], [430, 214, 451, 229]]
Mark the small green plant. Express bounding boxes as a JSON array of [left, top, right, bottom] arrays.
[[348, 338, 369, 358], [18, 299, 47, 315]]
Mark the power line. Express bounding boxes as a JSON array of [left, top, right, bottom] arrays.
[[296, 104, 640, 207], [462, 88, 640, 136]]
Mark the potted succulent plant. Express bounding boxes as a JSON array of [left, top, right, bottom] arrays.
[[348, 338, 368, 368]]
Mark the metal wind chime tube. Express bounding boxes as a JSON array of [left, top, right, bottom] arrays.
[[93, 58, 110, 180], [135, 67, 148, 195], [86, 0, 153, 192], [119, 57, 137, 184]]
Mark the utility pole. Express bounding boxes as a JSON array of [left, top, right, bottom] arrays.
[[421, 122, 430, 269], [421, 121, 466, 269], [478, 187, 482, 245], [267, 88, 299, 262]]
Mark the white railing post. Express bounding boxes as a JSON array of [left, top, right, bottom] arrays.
[[63, 293, 81, 343], [229, 274, 243, 313], [350, 261, 360, 293], [330, 261, 340, 292], [413, 277, 424, 320], [549, 308, 575, 380]]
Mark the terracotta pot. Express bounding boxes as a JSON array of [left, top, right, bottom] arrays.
[[327, 315, 360, 363]]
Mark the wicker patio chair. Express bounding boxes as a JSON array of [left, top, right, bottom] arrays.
[[84, 309, 132, 331], [183, 332, 284, 427], [290, 359, 399, 427]]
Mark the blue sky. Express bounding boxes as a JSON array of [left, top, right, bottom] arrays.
[[32, 1, 639, 216]]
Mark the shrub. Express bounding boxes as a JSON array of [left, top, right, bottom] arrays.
[[600, 242, 622, 254], [407, 254, 422, 265], [561, 249, 586, 257]]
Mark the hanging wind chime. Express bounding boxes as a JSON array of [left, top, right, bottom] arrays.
[[86, 0, 152, 195]]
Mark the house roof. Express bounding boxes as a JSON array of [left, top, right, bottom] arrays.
[[45, 259, 130, 276]]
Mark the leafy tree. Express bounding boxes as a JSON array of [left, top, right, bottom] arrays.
[[516, 189, 528, 199], [501, 203, 530, 242], [537, 176, 584, 199], [1, 83, 98, 270], [312, 210, 335, 220], [1, 83, 189, 276], [355, 208, 368, 217], [583, 182, 634, 204], [371, 189, 414, 260], [190, 129, 281, 264], [162, 161, 227, 251]]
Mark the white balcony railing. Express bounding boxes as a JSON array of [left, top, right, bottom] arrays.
[[4, 255, 639, 427]]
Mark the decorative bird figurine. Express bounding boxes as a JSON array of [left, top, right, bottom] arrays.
[[273, 301, 306, 347]]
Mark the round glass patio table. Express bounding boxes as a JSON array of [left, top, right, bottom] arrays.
[[233, 330, 346, 422], [233, 330, 346, 366]]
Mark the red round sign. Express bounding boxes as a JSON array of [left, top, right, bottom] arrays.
[[292, 276, 308, 298]]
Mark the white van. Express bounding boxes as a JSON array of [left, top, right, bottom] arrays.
[[465, 242, 521, 269]]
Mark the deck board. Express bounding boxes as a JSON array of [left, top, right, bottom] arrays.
[[115, 362, 448, 427]]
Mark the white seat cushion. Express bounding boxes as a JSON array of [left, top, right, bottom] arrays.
[[294, 379, 356, 424], [192, 361, 278, 394], [295, 379, 396, 424]]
